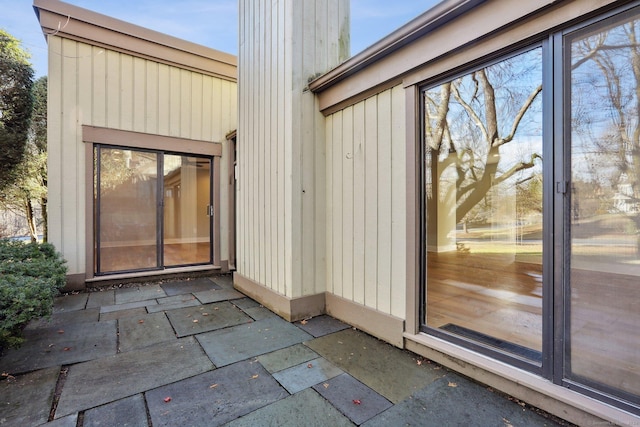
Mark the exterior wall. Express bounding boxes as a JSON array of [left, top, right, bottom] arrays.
[[313, 0, 640, 425], [236, 0, 349, 301], [47, 37, 237, 278], [325, 86, 406, 319]]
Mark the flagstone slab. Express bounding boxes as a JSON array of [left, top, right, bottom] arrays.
[[118, 312, 176, 352], [55, 337, 212, 417], [100, 299, 157, 314], [272, 357, 343, 394], [0, 366, 59, 426], [146, 294, 201, 313], [231, 297, 261, 310], [86, 290, 115, 308], [313, 373, 393, 425], [83, 394, 148, 427], [225, 388, 354, 427], [53, 293, 88, 313], [115, 285, 166, 304], [160, 278, 221, 296], [305, 328, 444, 403], [146, 360, 287, 427], [194, 288, 246, 304], [26, 308, 100, 330], [196, 317, 313, 367], [100, 307, 148, 322], [37, 413, 78, 427], [363, 373, 558, 427], [211, 274, 234, 289], [295, 315, 350, 338], [1, 320, 117, 374], [243, 306, 278, 321], [166, 302, 252, 337], [258, 343, 319, 374]]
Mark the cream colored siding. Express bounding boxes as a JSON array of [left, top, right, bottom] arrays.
[[325, 85, 406, 319], [47, 37, 237, 276], [237, 0, 349, 298]]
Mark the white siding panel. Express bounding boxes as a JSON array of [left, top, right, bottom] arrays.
[[324, 85, 406, 319], [390, 85, 407, 319], [352, 102, 365, 305], [342, 106, 354, 301], [331, 111, 343, 297], [364, 96, 378, 309], [376, 90, 393, 314]]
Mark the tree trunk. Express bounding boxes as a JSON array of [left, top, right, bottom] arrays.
[[40, 196, 47, 243], [25, 198, 37, 242]]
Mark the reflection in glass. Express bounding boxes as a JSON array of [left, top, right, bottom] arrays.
[[568, 12, 640, 398], [97, 148, 159, 273], [163, 155, 211, 266], [424, 48, 543, 360]]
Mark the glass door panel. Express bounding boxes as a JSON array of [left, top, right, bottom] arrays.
[[96, 147, 159, 273], [163, 155, 212, 266], [567, 10, 640, 400], [423, 47, 544, 362]]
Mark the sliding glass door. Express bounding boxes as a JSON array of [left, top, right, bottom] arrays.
[[565, 8, 640, 406], [94, 146, 212, 274], [422, 47, 545, 366], [420, 2, 640, 412]]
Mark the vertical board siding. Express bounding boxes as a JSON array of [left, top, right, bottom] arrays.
[[48, 37, 237, 276], [326, 86, 406, 319], [237, 0, 347, 298]]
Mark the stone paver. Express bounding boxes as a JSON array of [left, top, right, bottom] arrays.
[[231, 298, 261, 310], [55, 337, 212, 417], [306, 328, 444, 403], [243, 306, 277, 320], [0, 366, 59, 426], [295, 315, 350, 337], [197, 317, 313, 367], [83, 394, 149, 427], [1, 320, 117, 374], [272, 357, 343, 394], [118, 311, 176, 352], [146, 294, 201, 313], [313, 373, 393, 425], [146, 361, 287, 427], [99, 307, 148, 321], [53, 293, 87, 313], [363, 373, 555, 427], [86, 290, 115, 308], [194, 288, 246, 304], [166, 302, 252, 337], [258, 344, 319, 374], [211, 274, 234, 289], [224, 388, 354, 427], [160, 277, 221, 296], [100, 299, 157, 314], [38, 413, 78, 427], [115, 285, 166, 304], [26, 307, 100, 330]]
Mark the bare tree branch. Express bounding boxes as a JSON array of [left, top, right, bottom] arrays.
[[493, 84, 542, 148]]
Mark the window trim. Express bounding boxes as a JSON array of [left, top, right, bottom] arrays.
[[83, 126, 223, 280]]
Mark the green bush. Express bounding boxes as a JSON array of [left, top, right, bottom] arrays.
[[0, 239, 67, 350]]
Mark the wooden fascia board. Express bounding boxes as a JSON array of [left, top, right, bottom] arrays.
[[33, 0, 237, 81]]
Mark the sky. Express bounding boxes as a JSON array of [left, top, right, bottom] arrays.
[[1, 0, 441, 78]]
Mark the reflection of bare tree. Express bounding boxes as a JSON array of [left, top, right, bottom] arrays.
[[424, 49, 543, 231], [571, 18, 640, 251]]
